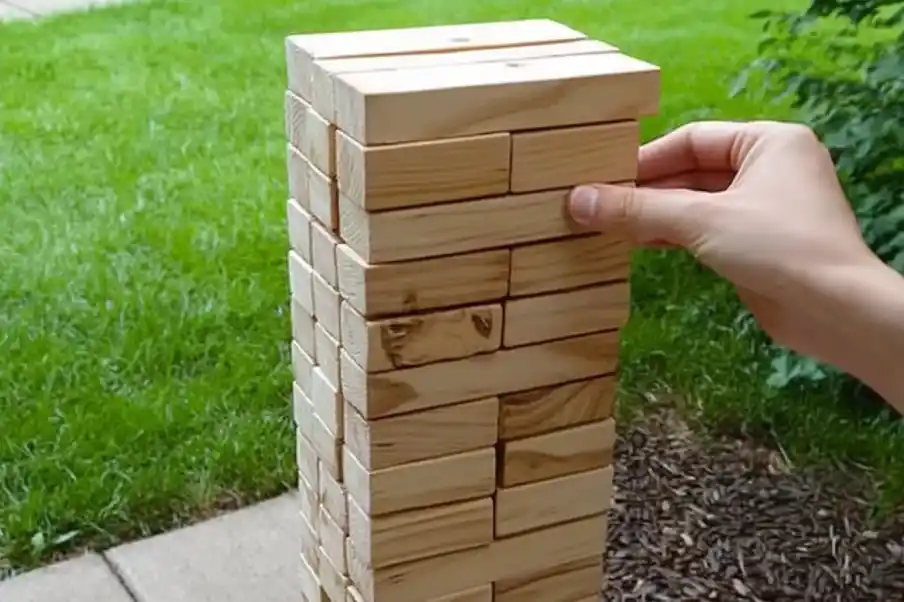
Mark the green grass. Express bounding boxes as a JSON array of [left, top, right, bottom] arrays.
[[1, 0, 902, 575]]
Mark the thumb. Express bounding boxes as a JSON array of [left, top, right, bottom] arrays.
[[567, 183, 707, 247]]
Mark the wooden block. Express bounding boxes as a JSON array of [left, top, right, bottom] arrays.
[[338, 186, 623, 264], [286, 19, 588, 100], [333, 52, 659, 145], [494, 557, 601, 602], [344, 397, 499, 471], [431, 586, 493, 602], [340, 301, 503, 372], [308, 161, 339, 233], [311, 219, 339, 288], [300, 509, 321, 574], [287, 198, 312, 261], [343, 446, 495, 516], [347, 586, 366, 602], [348, 495, 493, 569], [319, 544, 348, 602], [300, 552, 323, 602], [509, 233, 631, 297], [285, 90, 308, 149], [319, 464, 348, 531], [499, 375, 616, 441], [312, 412, 343, 482], [314, 322, 340, 391], [510, 120, 639, 192], [503, 281, 630, 347], [336, 245, 510, 318], [299, 470, 319, 532], [305, 106, 336, 177], [495, 465, 614, 536], [335, 131, 510, 211], [291, 344, 315, 396], [312, 366, 343, 437], [287, 144, 310, 209], [311, 39, 616, 120], [291, 298, 316, 359], [296, 427, 318, 491], [491, 514, 608, 582], [500, 419, 616, 487], [341, 331, 618, 419], [288, 251, 314, 315], [312, 271, 341, 340], [319, 505, 347, 573]]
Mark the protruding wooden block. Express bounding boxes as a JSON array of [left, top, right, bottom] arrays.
[[336, 131, 510, 211], [336, 244, 510, 318], [340, 301, 503, 372], [510, 120, 639, 192], [333, 53, 659, 145], [499, 419, 617, 487]]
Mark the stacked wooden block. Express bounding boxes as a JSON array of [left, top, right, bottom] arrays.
[[284, 18, 659, 602]]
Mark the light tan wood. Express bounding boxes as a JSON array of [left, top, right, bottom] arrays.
[[299, 509, 320, 574], [293, 382, 310, 429], [431, 586, 493, 602], [340, 301, 502, 372], [311, 366, 342, 438], [333, 52, 659, 145], [311, 218, 339, 288], [347, 586, 366, 602], [319, 505, 347, 573], [288, 251, 314, 316], [495, 465, 614, 536], [311, 40, 615, 121], [499, 375, 616, 440], [509, 233, 632, 297], [285, 90, 308, 149], [510, 120, 639, 192], [348, 495, 493, 569], [344, 397, 499, 470], [290, 299, 316, 360], [338, 184, 636, 263], [286, 198, 311, 261], [318, 463, 348, 532], [305, 106, 336, 177], [349, 514, 606, 602], [308, 161, 339, 233], [300, 552, 322, 602], [298, 469, 318, 527], [343, 446, 495, 516], [494, 557, 601, 602], [500, 419, 616, 487], [296, 428, 318, 492], [291, 344, 314, 396], [287, 144, 309, 210], [336, 131, 510, 211], [311, 411, 343, 482], [341, 331, 618, 419], [314, 322, 340, 391], [318, 544, 348, 602], [503, 281, 630, 347], [336, 244, 510, 318], [312, 271, 341, 341], [286, 19, 588, 100]]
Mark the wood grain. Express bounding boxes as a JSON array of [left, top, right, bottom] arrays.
[[312, 270, 341, 341], [319, 504, 346, 573], [285, 90, 308, 149], [291, 342, 314, 396], [318, 544, 348, 602], [494, 556, 602, 602], [308, 161, 339, 233], [286, 144, 309, 210], [343, 396, 499, 470], [311, 411, 343, 482], [305, 105, 336, 177], [290, 299, 315, 359], [288, 250, 314, 316], [336, 131, 510, 211], [314, 322, 340, 391], [311, 366, 342, 438], [310, 218, 339, 288], [286, 198, 311, 261], [340, 301, 502, 372], [318, 463, 348, 532], [295, 426, 318, 490], [299, 507, 320, 575], [336, 244, 510, 318]]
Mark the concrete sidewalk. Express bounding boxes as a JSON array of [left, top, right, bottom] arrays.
[[0, 0, 127, 20], [0, 492, 302, 602]]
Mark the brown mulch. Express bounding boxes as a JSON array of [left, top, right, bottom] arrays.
[[603, 408, 904, 601]]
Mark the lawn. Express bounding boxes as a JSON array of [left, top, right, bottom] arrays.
[[2, 0, 903, 575]]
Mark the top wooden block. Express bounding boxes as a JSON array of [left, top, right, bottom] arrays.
[[286, 19, 659, 145]]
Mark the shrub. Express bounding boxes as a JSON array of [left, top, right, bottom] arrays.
[[732, 0, 904, 393]]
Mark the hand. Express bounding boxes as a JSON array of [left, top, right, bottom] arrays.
[[567, 120, 890, 378]]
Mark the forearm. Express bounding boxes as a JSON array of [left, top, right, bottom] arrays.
[[811, 257, 904, 413]]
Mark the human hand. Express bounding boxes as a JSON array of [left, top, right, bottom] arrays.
[[567, 120, 888, 374]]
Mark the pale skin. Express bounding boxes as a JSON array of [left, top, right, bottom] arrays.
[[567, 120, 904, 414]]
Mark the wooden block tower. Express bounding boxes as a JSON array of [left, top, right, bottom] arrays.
[[283, 18, 659, 602]]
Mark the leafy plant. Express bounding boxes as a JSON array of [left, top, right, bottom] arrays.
[[733, 0, 904, 392]]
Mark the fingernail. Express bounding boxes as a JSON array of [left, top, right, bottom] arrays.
[[569, 186, 599, 224]]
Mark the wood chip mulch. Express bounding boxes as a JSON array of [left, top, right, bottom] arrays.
[[603, 408, 904, 601]]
